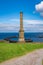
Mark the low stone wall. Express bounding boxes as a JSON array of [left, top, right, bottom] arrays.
[[0, 40, 5, 42]]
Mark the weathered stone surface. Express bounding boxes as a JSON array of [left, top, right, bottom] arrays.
[[19, 12, 25, 42]]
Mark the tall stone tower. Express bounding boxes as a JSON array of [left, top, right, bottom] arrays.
[[19, 12, 25, 42]]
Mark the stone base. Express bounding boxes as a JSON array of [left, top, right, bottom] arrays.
[[19, 38, 25, 43]]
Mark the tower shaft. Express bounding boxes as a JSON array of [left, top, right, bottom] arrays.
[[19, 12, 25, 42]]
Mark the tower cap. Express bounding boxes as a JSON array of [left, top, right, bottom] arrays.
[[20, 12, 23, 14]]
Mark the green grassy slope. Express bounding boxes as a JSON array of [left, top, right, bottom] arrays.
[[0, 42, 43, 63]]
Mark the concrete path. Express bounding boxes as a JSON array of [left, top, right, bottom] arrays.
[[0, 49, 43, 65]]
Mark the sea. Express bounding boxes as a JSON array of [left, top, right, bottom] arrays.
[[0, 32, 43, 42]]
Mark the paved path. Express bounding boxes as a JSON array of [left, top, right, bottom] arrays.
[[0, 49, 43, 65]]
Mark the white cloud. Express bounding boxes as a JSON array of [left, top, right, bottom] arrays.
[[24, 20, 43, 24], [24, 24, 43, 32], [35, 1, 43, 16], [10, 19, 43, 24], [24, 20, 43, 32], [0, 20, 43, 32], [0, 22, 20, 32], [10, 19, 19, 22]]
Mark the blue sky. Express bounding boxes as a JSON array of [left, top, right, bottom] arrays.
[[0, 0, 43, 32]]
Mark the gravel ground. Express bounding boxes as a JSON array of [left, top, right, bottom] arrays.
[[0, 49, 43, 65]]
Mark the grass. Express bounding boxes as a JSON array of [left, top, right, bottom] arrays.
[[0, 42, 43, 63]]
